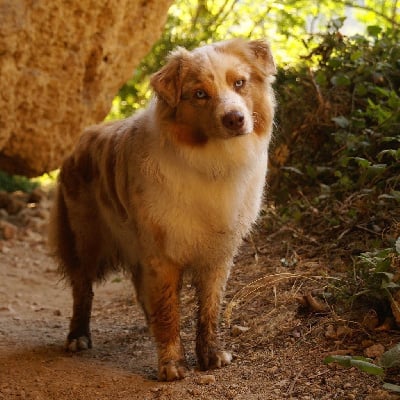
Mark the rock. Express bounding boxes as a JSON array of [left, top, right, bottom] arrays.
[[0, 191, 24, 214], [364, 343, 385, 359], [362, 309, 380, 330], [231, 325, 250, 337], [28, 188, 45, 204], [325, 324, 337, 340], [0, 220, 18, 240], [197, 374, 216, 385], [365, 389, 400, 400], [336, 325, 353, 338], [0, 0, 173, 177], [390, 290, 400, 326]]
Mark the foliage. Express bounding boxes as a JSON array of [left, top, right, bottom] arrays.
[[107, 0, 400, 120], [272, 22, 399, 203], [334, 238, 400, 310], [0, 170, 38, 193], [324, 346, 400, 393]]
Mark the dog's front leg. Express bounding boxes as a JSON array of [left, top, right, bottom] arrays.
[[194, 264, 232, 370], [137, 258, 186, 381]]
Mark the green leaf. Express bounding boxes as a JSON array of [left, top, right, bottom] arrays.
[[324, 355, 352, 367], [324, 355, 384, 376], [367, 25, 382, 37], [367, 164, 387, 176], [380, 343, 400, 368], [352, 157, 371, 168], [378, 149, 400, 161], [349, 359, 385, 376], [383, 383, 400, 393], [350, 50, 363, 62], [281, 166, 303, 175], [332, 116, 350, 128], [331, 74, 351, 87]]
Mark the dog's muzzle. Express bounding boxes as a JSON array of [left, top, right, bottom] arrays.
[[221, 110, 252, 137], [222, 110, 245, 130]]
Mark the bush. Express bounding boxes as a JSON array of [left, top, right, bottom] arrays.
[[0, 170, 38, 193], [271, 23, 400, 203]]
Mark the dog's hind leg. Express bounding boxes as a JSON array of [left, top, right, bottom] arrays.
[[66, 273, 94, 352]]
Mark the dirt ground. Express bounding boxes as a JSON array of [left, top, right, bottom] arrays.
[[0, 189, 399, 400]]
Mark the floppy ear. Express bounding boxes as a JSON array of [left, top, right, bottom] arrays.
[[150, 47, 190, 108], [247, 39, 276, 76]]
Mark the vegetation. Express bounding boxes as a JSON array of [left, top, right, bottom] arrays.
[[0, 170, 38, 193], [324, 343, 400, 393]]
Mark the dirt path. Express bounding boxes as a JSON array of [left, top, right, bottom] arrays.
[[0, 191, 399, 400]]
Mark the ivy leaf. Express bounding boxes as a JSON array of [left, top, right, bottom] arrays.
[[352, 157, 371, 168], [332, 116, 350, 128], [380, 343, 400, 368]]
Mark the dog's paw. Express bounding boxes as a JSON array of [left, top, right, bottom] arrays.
[[66, 336, 91, 352], [158, 360, 187, 381], [199, 349, 232, 370]]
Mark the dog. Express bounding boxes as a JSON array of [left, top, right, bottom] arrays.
[[49, 38, 276, 381]]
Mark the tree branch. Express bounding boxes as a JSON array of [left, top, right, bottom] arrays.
[[340, 0, 400, 28]]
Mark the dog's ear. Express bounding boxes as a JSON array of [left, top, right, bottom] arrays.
[[150, 47, 190, 108], [247, 39, 276, 76]]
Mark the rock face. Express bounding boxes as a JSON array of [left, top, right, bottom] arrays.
[[0, 0, 173, 177]]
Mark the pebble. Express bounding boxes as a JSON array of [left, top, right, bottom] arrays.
[[336, 325, 353, 338], [197, 374, 216, 385], [0, 220, 18, 240], [364, 343, 385, 358], [325, 324, 336, 339], [231, 325, 250, 337]]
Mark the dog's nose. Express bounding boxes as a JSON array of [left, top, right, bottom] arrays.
[[222, 111, 245, 130]]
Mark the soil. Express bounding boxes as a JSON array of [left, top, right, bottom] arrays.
[[0, 188, 399, 400]]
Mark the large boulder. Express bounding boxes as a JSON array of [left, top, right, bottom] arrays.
[[0, 0, 173, 177]]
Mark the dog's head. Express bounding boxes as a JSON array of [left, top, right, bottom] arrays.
[[151, 39, 276, 146]]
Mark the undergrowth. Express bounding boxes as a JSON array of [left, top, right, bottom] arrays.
[[269, 21, 400, 326], [0, 170, 38, 193], [272, 21, 399, 207]]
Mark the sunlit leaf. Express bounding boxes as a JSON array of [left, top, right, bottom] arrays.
[[367, 25, 382, 37]]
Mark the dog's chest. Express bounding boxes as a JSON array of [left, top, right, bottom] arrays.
[[141, 162, 265, 265]]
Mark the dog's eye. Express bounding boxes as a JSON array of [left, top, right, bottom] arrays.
[[234, 79, 245, 89], [195, 89, 208, 99]]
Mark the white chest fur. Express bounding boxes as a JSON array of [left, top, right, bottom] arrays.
[[139, 132, 269, 266]]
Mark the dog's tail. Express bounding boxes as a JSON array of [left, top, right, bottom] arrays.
[[48, 184, 79, 279]]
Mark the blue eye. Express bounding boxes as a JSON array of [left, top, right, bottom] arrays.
[[195, 89, 207, 99], [235, 79, 245, 88]]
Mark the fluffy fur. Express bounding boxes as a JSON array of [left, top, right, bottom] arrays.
[[49, 38, 276, 381]]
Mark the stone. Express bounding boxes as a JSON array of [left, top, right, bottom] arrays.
[[231, 325, 250, 337], [0, 0, 173, 176], [197, 374, 216, 385], [364, 343, 385, 359], [0, 220, 18, 240]]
